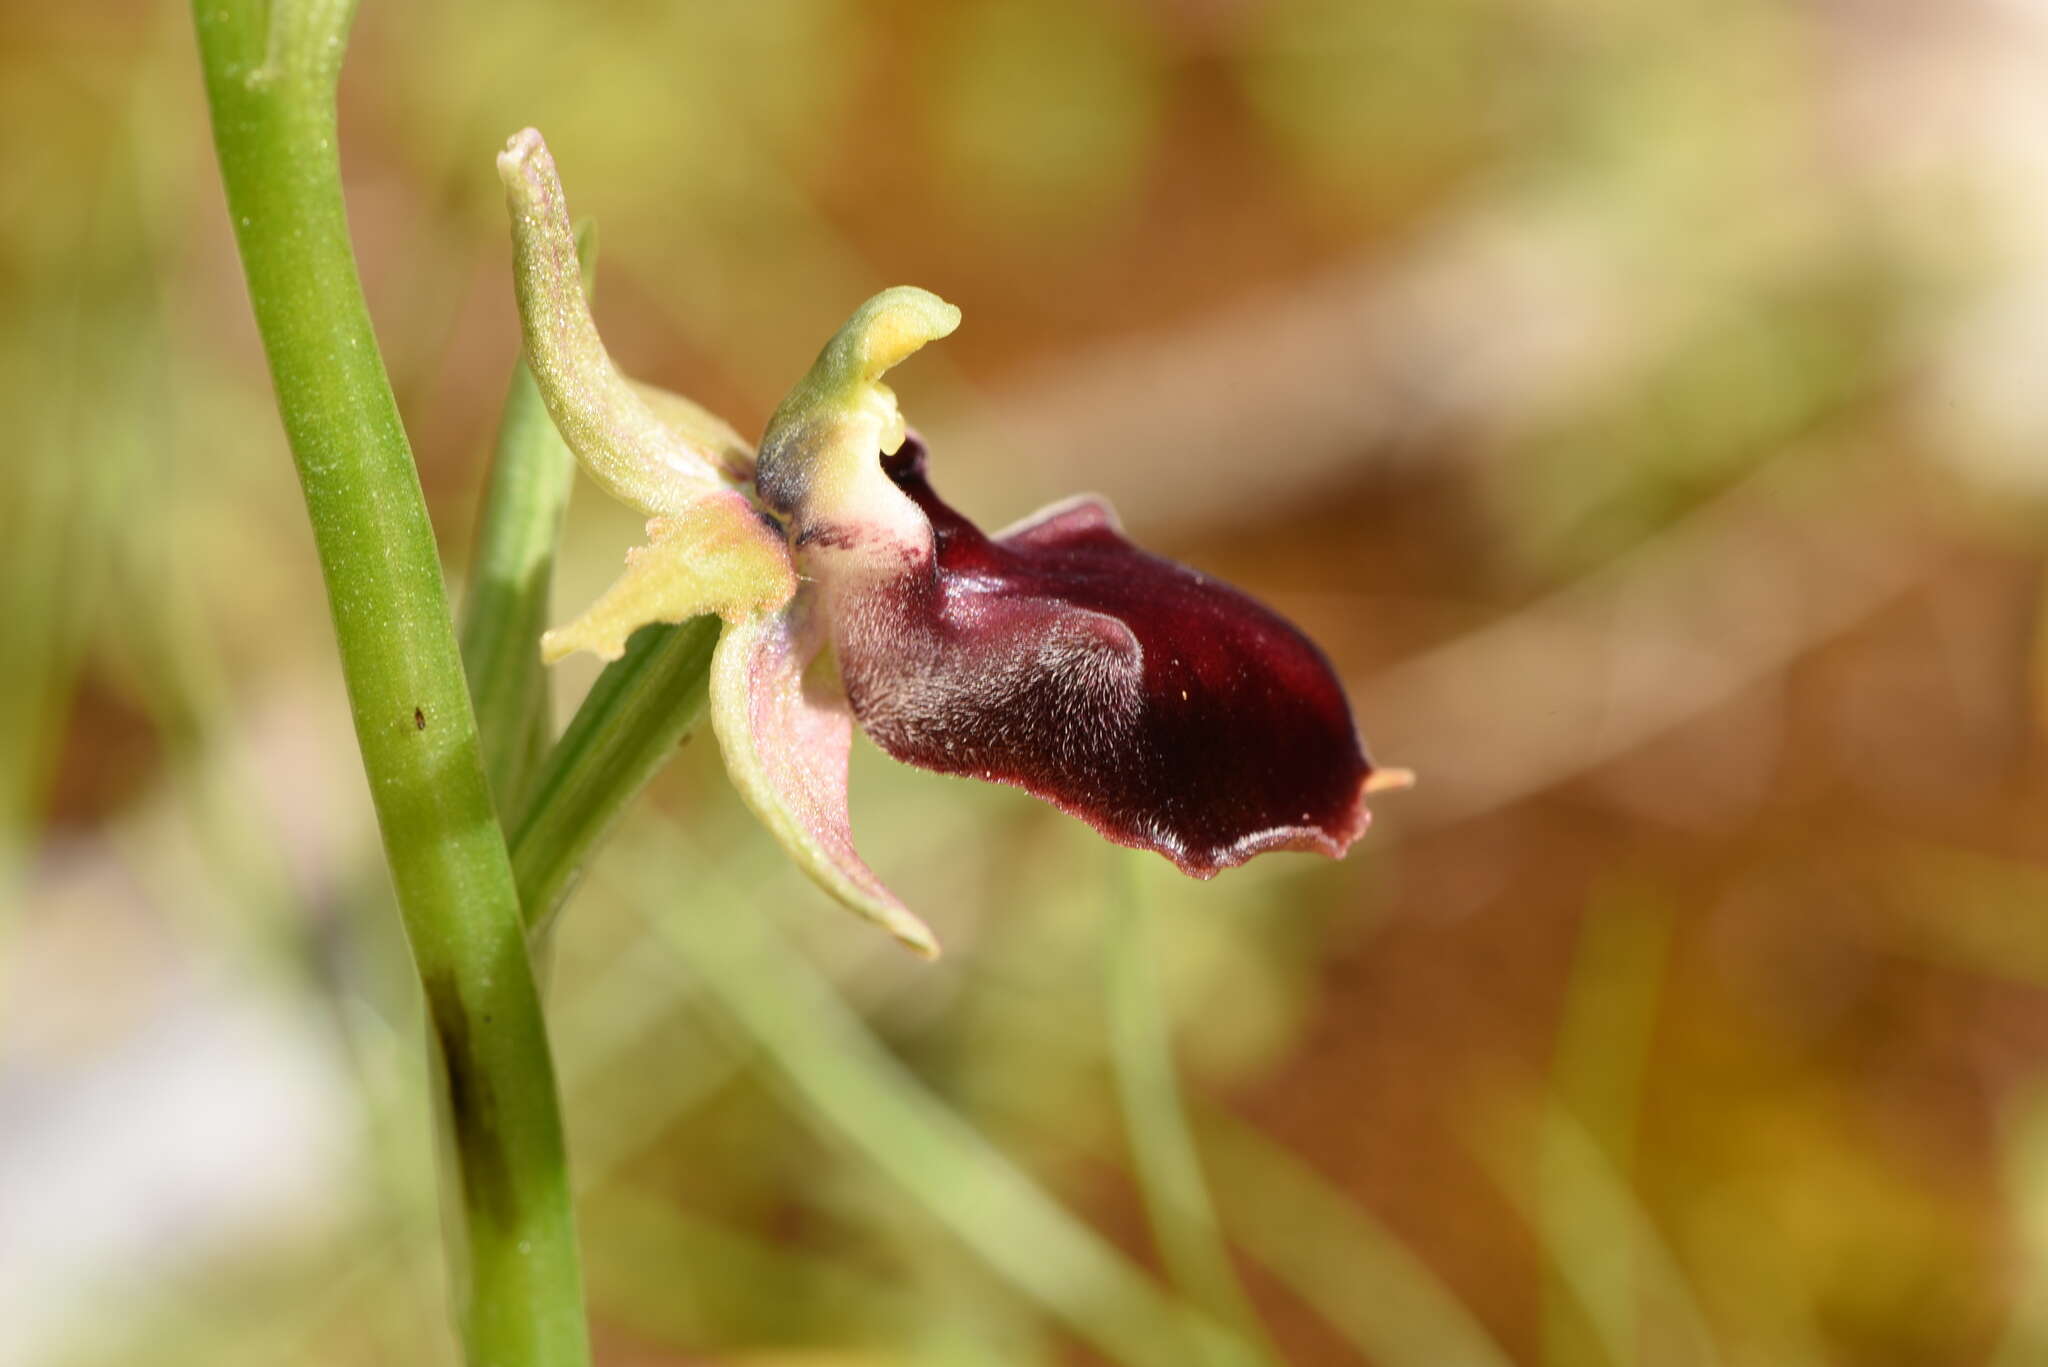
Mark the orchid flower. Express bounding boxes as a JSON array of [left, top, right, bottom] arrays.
[[499, 128, 1408, 958]]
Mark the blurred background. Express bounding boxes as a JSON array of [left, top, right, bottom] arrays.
[[7, 0, 2048, 1363]]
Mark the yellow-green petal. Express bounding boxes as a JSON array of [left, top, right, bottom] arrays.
[[541, 488, 795, 663]]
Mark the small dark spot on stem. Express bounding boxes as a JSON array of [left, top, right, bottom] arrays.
[[413, 706, 426, 731]]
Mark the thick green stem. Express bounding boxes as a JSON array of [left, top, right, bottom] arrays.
[[192, 4, 589, 1364]]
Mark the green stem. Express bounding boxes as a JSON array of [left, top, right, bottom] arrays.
[[191, 5, 589, 1364], [511, 618, 721, 933]]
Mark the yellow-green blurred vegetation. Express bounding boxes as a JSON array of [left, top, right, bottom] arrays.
[[6, 0, 2048, 1364]]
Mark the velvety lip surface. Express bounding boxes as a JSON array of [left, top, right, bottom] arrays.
[[832, 438, 1375, 876]]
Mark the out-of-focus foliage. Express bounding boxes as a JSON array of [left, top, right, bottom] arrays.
[[6, 0, 2048, 1364]]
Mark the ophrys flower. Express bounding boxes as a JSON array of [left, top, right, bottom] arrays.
[[499, 129, 1407, 957]]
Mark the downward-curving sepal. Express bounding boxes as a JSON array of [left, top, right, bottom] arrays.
[[830, 438, 1388, 877], [709, 595, 940, 957]]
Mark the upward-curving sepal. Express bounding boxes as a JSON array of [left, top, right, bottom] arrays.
[[502, 127, 797, 666], [499, 128, 752, 511], [709, 595, 940, 957]]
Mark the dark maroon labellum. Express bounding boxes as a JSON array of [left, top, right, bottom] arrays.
[[829, 438, 1377, 876]]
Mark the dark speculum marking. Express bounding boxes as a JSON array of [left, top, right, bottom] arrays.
[[833, 437, 1375, 875]]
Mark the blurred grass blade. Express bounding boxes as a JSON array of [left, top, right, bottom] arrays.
[[460, 226, 596, 816], [1992, 1088, 2048, 1367], [1473, 884, 1718, 1367], [616, 823, 1254, 1367], [1510, 1104, 1719, 1367], [1198, 1110, 1517, 1367], [1884, 845, 2048, 989], [579, 1185, 914, 1349], [0, 291, 114, 897], [1539, 884, 1673, 1367], [1105, 858, 1277, 1367], [510, 617, 719, 933]]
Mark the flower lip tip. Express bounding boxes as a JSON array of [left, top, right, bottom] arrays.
[[1363, 766, 1417, 795]]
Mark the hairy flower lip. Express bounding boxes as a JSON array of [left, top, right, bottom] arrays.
[[819, 436, 1386, 879]]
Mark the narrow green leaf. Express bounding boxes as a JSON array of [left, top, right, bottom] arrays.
[[511, 617, 720, 934], [460, 228, 594, 814]]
